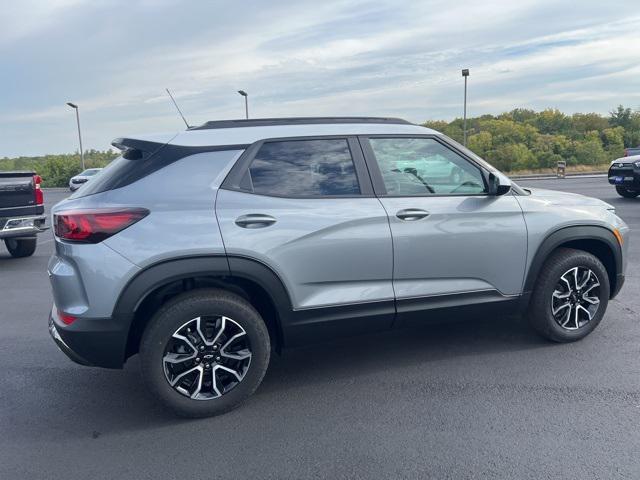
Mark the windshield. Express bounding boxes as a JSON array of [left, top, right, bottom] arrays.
[[80, 169, 101, 176]]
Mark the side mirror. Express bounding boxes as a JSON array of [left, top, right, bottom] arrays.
[[488, 172, 511, 196]]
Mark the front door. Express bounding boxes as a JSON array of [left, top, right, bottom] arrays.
[[360, 135, 528, 320]]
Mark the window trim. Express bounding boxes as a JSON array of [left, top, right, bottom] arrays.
[[358, 134, 492, 198], [220, 135, 375, 198]]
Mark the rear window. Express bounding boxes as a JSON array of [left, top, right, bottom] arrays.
[[70, 156, 128, 198], [242, 139, 361, 197], [70, 145, 247, 198]]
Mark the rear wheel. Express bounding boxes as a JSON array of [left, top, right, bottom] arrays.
[[615, 186, 639, 198], [139, 288, 270, 417], [4, 237, 37, 258], [528, 248, 609, 342]]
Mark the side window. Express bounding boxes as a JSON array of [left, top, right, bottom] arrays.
[[245, 139, 361, 197], [368, 137, 487, 196]]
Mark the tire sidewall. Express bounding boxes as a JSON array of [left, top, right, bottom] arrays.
[[4, 237, 37, 257], [140, 289, 270, 417], [533, 251, 610, 342]]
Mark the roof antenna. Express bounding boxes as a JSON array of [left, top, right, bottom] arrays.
[[165, 88, 191, 129]]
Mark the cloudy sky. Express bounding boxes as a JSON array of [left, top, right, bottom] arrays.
[[2, 0, 639, 157]]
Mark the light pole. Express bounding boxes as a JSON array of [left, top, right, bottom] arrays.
[[461, 69, 469, 146], [66, 102, 85, 170], [237, 90, 249, 119]]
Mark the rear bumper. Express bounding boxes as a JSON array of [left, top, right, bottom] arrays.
[[48, 305, 128, 369], [0, 214, 47, 239]]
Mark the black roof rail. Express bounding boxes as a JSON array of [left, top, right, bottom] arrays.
[[189, 117, 413, 130]]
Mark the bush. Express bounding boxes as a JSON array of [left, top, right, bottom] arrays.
[[423, 105, 639, 172]]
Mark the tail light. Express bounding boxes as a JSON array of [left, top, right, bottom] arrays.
[[33, 174, 43, 205], [53, 306, 76, 325], [54, 208, 149, 243]]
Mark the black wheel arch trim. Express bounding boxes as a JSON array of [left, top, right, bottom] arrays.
[[113, 255, 294, 355], [522, 225, 622, 299]]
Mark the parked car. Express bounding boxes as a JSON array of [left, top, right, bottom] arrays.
[[48, 117, 629, 417], [69, 168, 102, 191], [608, 154, 640, 198], [0, 171, 47, 257]]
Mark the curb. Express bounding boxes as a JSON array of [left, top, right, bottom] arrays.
[[511, 172, 607, 181]]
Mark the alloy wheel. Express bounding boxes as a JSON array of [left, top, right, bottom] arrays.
[[163, 316, 252, 400], [551, 266, 601, 330]]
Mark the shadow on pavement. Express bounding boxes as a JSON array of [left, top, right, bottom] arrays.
[[2, 313, 550, 441]]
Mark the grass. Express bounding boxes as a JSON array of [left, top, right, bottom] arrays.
[[509, 163, 610, 176]]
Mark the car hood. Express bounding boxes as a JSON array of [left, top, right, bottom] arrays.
[[525, 187, 614, 209]]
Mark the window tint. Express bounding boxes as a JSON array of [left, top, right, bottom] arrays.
[[247, 139, 360, 196], [369, 138, 487, 196]]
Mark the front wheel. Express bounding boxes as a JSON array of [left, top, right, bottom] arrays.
[[528, 248, 609, 342], [615, 186, 639, 198], [4, 237, 37, 258], [139, 288, 270, 417]]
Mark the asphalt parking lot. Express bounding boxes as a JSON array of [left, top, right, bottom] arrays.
[[1, 177, 638, 479]]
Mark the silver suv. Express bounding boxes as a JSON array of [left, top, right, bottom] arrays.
[[48, 117, 629, 417]]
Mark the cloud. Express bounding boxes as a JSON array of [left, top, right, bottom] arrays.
[[1, 0, 639, 156]]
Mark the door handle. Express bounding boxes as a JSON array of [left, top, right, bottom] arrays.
[[235, 214, 277, 228], [396, 208, 430, 221]]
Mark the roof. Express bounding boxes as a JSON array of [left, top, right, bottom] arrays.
[[190, 117, 412, 130], [116, 117, 439, 150]]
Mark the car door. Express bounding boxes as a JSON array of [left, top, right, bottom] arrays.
[[360, 135, 527, 321], [216, 136, 395, 335]]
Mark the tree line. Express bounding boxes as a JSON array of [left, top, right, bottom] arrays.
[[1, 105, 639, 186], [424, 105, 640, 172], [0, 150, 118, 187]]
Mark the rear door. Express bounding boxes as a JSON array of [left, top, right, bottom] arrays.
[[360, 135, 527, 321], [216, 136, 395, 331]]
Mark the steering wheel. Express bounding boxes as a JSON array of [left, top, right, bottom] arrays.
[[401, 168, 435, 193]]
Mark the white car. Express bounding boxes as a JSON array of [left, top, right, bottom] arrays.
[[69, 168, 102, 191]]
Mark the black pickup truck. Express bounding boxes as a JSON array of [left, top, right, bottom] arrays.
[[0, 172, 47, 257]]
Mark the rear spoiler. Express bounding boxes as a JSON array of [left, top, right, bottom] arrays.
[[111, 138, 168, 160]]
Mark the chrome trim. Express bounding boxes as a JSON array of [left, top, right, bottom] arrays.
[[0, 215, 48, 238]]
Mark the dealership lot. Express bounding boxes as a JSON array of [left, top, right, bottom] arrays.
[[1, 178, 638, 479]]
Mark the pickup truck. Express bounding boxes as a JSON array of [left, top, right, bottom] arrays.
[[0, 172, 47, 257]]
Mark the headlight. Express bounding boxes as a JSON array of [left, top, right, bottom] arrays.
[[634, 160, 640, 168]]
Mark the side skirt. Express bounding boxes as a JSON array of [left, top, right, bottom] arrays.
[[395, 290, 521, 328], [281, 291, 522, 348]]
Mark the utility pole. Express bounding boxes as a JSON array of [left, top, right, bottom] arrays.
[[66, 102, 85, 170], [238, 90, 249, 119], [462, 69, 470, 146]]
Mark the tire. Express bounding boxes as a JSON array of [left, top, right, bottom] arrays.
[[4, 237, 37, 258], [139, 288, 270, 418], [528, 248, 610, 343], [615, 186, 639, 198]]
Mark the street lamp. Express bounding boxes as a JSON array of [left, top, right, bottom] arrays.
[[461, 69, 469, 146], [66, 102, 85, 170], [237, 90, 249, 119]]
